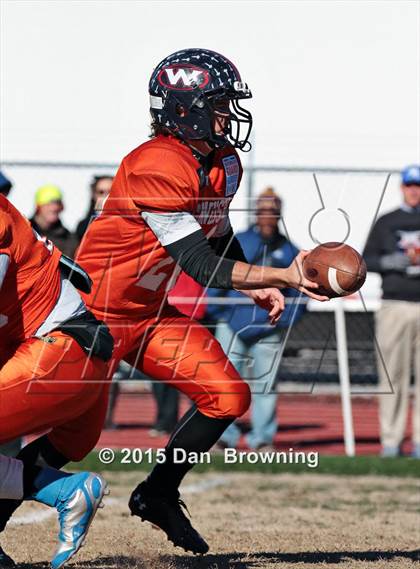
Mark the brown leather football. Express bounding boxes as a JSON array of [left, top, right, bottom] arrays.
[[303, 242, 367, 298]]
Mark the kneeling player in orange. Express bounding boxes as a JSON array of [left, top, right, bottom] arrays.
[[73, 48, 327, 554], [0, 195, 113, 567]]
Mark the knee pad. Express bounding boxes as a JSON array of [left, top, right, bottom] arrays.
[[202, 381, 251, 420], [229, 382, 251, 418]]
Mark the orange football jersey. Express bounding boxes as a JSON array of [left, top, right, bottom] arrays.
[[0, 195, 62, 350], [77, 135, 242, 319]]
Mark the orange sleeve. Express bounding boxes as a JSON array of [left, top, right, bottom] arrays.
[[124, 143, 199, 214], [0, 211, 12, 257], [127, 170, 196, 214]]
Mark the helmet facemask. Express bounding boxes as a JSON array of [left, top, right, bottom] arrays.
[[193, 86, 253, 151], [225, 97, 253, 152]]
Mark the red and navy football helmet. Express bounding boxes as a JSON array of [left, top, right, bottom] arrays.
[[149, 48, 253, 151]]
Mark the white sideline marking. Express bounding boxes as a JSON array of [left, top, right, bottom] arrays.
[[9, 477, 228, 526], [182, 476, 228, 494], [10, 509, 55, 526]]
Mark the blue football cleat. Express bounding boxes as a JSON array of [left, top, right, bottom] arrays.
[[50, 472, 108, 569]]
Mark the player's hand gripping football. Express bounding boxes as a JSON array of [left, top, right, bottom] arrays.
[[285, 250, 330, 301], [240, 288, 285, 324]]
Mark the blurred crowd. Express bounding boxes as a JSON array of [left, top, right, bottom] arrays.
[[0, 165, 419, 457]]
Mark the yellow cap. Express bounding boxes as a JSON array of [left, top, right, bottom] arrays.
[[35, 185, 63, 206], [256, 186, 282, 211]]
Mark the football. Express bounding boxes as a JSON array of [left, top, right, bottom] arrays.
[[303, 241, 367, 298]]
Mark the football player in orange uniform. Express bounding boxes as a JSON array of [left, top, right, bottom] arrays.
[[76, 48, 326, 554], [0, 195, 113, 568], [1, 48, 326, 557]]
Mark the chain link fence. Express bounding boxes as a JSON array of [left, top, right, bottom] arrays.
[[0, 158, 402, 392]]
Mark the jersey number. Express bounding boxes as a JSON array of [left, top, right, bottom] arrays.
[[136, 258, 181, 292]]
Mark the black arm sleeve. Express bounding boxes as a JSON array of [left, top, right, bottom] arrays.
[[164, 229, 236, 289], [208, 229, 248, 263]]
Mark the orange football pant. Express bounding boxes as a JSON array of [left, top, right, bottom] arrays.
[[106, 304, 251, 419], [0, 331, 109, 461]]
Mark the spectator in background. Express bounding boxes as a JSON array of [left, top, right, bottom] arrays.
[[148, 380, 179, 437], [363, 165, 420, 458], [207, 188, 306, 450], [76, 175, 113, 241], [0, 172, 12, 197], [30, 184, 77, 257]]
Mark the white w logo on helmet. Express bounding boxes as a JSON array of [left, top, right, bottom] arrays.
[[166, 68, 201, 86], [158, 66, 210, 91]]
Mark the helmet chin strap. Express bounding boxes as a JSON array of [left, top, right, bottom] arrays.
[[183, 139, 214, 158]]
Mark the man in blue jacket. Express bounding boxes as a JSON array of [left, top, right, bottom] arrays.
[[207, 188, 306, 449]]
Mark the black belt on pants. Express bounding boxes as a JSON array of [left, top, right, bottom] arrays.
[[56, 310, 114, 362]]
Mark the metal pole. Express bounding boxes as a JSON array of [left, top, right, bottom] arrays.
[[246, 133, 256, 225], [334, 299, 355, 456], [0, 160, 401, 175]]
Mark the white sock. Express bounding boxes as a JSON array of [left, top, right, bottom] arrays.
[[0, 454, 24, 499]]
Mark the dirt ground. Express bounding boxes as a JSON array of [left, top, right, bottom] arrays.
[[2, 472, 419, 569]]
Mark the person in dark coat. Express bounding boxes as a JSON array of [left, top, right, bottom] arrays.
[[30, 184, 78, 258], [363, 165, 420, 458], [76, 175, 113, 242]]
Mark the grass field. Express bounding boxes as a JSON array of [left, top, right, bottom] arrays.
[[71, 452, 420, 477], [2, 466, 419, 568]]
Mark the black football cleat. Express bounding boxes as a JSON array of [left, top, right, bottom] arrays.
[[128, 481, 209, 555], [0, 545, 15, 567]]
